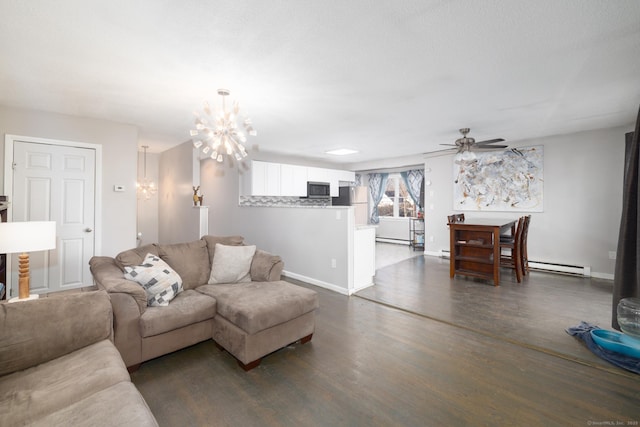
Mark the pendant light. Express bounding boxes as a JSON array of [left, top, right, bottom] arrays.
[[136, 145, 157, 200]]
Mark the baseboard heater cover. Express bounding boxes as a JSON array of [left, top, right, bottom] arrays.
[[376, 238, 410, 246], [439, 250, 591, 277]]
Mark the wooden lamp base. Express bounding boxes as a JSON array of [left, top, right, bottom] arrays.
[[18, 252, 31, 299]]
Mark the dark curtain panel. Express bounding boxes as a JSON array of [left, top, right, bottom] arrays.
[[612, 106, 640, 330]]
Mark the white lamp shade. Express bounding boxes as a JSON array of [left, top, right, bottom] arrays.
[[0, 221, 56, 254]]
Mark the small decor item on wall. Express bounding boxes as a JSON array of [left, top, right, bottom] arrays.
[[193, 186, 201, 206], [453, 145, 544, 212]]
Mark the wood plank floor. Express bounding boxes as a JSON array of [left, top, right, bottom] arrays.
[[130, 255, 640, 427]]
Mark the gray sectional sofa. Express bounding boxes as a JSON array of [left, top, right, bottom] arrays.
[[89, 235, 318, 371], [0, 291, 158, 427]]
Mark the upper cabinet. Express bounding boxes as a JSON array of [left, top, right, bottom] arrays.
[[240, 161, 355, 197], [241, 161, 280, 196], [280, 164, 308, 197]]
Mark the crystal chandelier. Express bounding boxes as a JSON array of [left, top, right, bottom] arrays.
[[190, 89, 257, 163], [136, 145, 157, 200]]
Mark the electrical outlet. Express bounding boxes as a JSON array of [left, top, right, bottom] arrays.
[[609, 251, 617, 260], [429, 235, 434, 243], [331, 258, 337, 268]]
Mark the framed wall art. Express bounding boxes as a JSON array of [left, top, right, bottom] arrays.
[[453, 145, 543, 212]]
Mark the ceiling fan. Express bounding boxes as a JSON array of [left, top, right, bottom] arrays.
[[440, 128, 508, 153]]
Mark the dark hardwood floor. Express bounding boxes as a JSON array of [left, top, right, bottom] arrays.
[[130, 255, 640, 427]]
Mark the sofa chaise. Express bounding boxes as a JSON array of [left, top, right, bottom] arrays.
[[89, 235, 318, 371], [0, 291, 158, 427]]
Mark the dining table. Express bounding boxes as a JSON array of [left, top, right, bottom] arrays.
[[448, 218, 517, 286]]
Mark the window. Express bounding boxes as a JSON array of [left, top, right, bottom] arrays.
[[377, 174, 416, 218]]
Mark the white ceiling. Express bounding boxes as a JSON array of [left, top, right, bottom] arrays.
[[1, 1, 639, 167]]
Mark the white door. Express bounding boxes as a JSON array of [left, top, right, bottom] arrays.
[[10, 140, 96, 295]]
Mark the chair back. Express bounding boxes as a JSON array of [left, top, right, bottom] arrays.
[[521, 215, 531, 270], [521, 215, 531, 245], [447, 213, 465, 224]]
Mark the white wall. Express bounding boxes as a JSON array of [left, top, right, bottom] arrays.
[[136, 150, 159, 246], [0, 106, 138, 256], [422, 125, 627, 278], [158, 142, 202, 244]]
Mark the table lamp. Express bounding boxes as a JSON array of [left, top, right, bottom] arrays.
[[0, 221, 56, 299]]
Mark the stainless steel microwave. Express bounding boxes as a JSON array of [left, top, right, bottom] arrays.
[[306, 181, 330, 198]]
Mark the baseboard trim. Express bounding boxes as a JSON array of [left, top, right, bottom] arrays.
[[282, 271, 350, 296]]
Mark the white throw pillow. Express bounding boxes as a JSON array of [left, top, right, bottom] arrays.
[[124, 253, 183, 306], [208, 244, 256, 284]]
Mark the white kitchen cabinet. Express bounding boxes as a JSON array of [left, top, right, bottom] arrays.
[[307, 166, 329, 183], [240, 161, 354, 197], [280, 164, 308, 196], [241, 160, 281, 196]]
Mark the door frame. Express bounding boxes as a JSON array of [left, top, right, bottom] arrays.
[[3, 134, 103, 297]]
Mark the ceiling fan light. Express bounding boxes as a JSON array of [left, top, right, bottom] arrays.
[[461, 150, 477, 161]]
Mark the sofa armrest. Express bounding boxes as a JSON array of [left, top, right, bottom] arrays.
[[89, 256, 147, 314], [250, 249, 284, 282], [0, 291, 112, 376]]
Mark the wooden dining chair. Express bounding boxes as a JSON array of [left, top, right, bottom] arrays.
[[520, 215, 531, 275], [447, 213, 465, 224], [499, 216, 525, 283]]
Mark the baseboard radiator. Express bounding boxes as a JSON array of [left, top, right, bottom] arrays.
[[439, 250, 591, 277], [376, 237, 410, 246]]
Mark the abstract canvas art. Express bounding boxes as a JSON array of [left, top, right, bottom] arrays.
[[453, 146, 544, 212]]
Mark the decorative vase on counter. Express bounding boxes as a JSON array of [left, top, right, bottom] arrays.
[[617, 297, 640, 338]]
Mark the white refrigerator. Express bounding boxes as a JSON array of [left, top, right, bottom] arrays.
[[352, 186, 368, 225]]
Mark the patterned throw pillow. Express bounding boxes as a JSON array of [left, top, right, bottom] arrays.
[[124, 253, 183, 306]]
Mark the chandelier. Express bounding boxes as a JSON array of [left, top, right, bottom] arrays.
[[136, 145, 157, 200], [190, 89, 257, 163]]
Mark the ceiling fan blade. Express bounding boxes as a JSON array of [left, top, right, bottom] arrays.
[[475, 138, 506, 145], [439, 143, 459, 146], [475, 145, 509, 150]]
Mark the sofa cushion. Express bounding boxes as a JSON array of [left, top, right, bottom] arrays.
[[139, 290, 217, 337], [27, 381, 158, 427], [208, 244, 256, 284], [197, 281, 319, 334], [0, 290, 112, 376], [124, 254, 183, 306], [157, 239, 210, 290], [0, 340, 130, 426], [250, 249, 284, 282], [115, 243, 159, 270], [202, 235, 244, 266]]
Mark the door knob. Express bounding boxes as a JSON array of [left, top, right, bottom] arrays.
[[85, 227, 93, 232]]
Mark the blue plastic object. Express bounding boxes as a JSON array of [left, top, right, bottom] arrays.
[[590, 329, 640, 359]]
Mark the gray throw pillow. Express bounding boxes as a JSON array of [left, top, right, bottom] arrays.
[[208, 244, 256, 284]]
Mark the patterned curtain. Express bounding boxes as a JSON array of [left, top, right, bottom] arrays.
[[401, 169, 424, 209], [368, 173, 388, 224]]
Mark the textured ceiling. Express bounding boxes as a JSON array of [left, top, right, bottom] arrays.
[[1, 0, 639, 167]]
